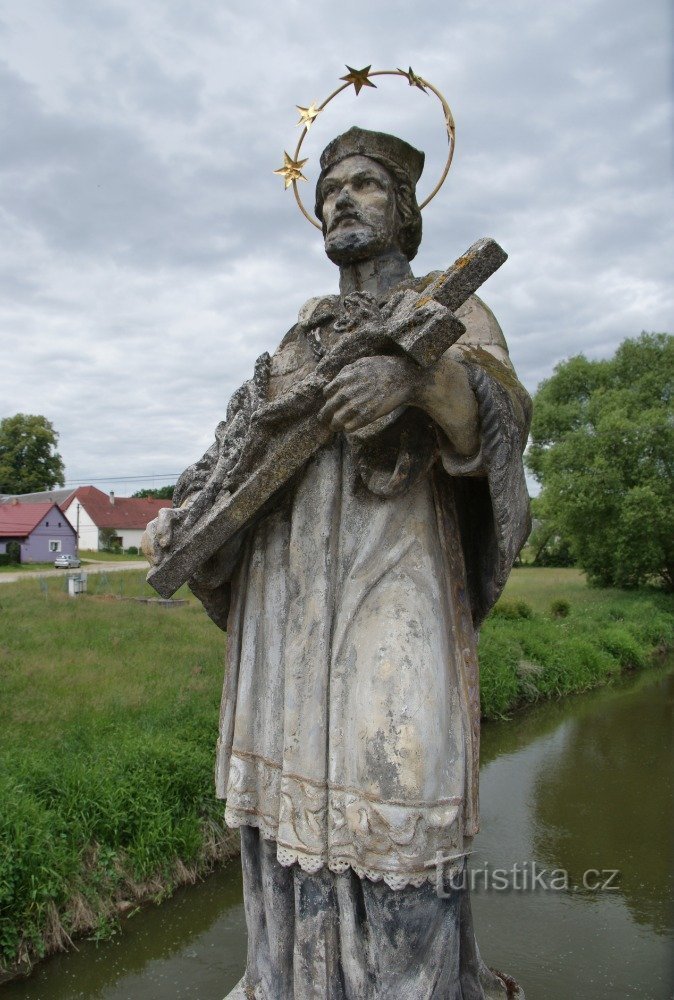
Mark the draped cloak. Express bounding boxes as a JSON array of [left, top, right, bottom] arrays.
[[174, 278, 531, 892]]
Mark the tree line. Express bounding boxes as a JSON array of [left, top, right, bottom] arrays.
[[526, 332, 672, 591]]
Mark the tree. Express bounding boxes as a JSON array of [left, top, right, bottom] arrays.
[[526, 498, 575, 567], [98, 527, 121, 552], [132, 485, 174, 500], [0, 414, 65, 495], [526, 333, 674, 590]]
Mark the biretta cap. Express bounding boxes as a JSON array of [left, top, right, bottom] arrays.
[[318, 126, 425, 188]]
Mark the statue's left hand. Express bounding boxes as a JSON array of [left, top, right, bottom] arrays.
[[319, 355, 420, 433], [141, 507, 186, 566]]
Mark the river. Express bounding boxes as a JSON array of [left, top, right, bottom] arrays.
[[3, 663, 673, 999]]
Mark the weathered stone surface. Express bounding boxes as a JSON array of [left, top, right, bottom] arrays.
[[147, 237, 507, 599], [144, 128, 531, 997], [223, 967, 526, 998]]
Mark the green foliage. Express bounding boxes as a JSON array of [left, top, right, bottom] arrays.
[[126, 545, 139, 555], [480, 588, 674, 719], [550, 598, 571, 618], [527, 333, 674, 590], [0, 726, 223, 970], [132, 486, 174, 500], [0, 572, 230, 973], [0, 414, 65, 494], [5, 541, 21, 565], [527, 501, 575, 567], [98, 527, 121, 552]]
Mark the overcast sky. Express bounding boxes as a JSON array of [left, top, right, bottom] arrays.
[[1, 0, 672, 495]]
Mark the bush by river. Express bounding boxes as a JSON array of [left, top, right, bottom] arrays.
[[0, 568, 672, 979], [480, 571, 673, 718]]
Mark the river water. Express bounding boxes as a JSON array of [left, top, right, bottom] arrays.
[[3, 664, 673, 999]]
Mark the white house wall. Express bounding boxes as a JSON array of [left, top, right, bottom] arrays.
[[61, 503, 147, 551], [117, 529, 145, 550], [62, 502, 99, 550]]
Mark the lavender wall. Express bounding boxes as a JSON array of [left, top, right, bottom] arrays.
[[19, 509, 78, 563]]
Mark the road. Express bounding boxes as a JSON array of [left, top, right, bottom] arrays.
[[0, 560, 148, 585]]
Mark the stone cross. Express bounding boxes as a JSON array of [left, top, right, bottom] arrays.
[[147, 237, 506, 598]]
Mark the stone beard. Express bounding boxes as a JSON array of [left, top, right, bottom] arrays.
[[169, 128, 531, 998]]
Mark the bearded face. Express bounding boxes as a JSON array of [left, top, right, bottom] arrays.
[[320, 155, 401, 266]]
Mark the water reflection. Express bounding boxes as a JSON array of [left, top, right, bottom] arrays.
[[3, 665, 673, 1000], [2, 863, 245, 1000], [531, 671, 673, 935], [473, 666, 674, 998]]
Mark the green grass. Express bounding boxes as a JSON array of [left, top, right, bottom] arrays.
[[0, 566, 672, 976], [503, 566, 591, 610], [0, 572, 232, 975], [0, 572, 221, 740], [79, 550, 146, 562], [0, 562, 54, 574], [480, 567, 674, 718]]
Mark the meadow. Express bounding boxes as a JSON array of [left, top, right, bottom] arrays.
[[0, 567, 672, 977]]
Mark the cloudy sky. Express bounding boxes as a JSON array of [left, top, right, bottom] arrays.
[[1, 0, 671, 495]]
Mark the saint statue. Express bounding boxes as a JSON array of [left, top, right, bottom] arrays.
[[144, 121, 530, 998]]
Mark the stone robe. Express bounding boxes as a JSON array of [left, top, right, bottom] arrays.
[[174, 279, 531, 893]]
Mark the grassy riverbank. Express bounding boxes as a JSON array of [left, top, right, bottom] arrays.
[[0, 572, 236, 980], [480, 569, 674, 718], [0, 568, 672, 977]]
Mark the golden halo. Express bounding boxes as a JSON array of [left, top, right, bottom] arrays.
[[273, 66, 456, 230]]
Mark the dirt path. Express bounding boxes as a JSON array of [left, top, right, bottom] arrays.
[[0, 561, 147, 585]]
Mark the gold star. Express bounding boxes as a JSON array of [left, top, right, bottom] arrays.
[[273, 151, 309, 189], [296, 101, 322, 130], [340, 64, 377, 96], [398, 66, 428, 93]]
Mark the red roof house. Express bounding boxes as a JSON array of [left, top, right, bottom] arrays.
[[61, 487, 171, 552], [0, 502, 78, 563]]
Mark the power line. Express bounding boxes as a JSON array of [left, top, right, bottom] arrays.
[[63, 474, 179, 485]]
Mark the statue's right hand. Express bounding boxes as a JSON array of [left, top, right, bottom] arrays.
[[141, 507, 186, 566]]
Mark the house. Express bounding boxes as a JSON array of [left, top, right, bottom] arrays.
[[0, 502, 78, 563], [61, 486, 171, 551]]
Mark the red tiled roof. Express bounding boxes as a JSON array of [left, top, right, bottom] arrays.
[[63, 486, 171, 530], [0, 503, 64, 538]]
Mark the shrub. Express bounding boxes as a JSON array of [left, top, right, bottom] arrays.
[[550, 598, 571, 618], [7, 541, 20, 564], [126, 546, 139, 556], [98, 528, 121, 552], [596, 625, 648, 669]]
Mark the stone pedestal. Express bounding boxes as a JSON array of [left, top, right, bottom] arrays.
[[224, 969, 525, 999]]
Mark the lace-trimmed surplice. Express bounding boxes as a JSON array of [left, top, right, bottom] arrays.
[[175, 289, 532, 893]]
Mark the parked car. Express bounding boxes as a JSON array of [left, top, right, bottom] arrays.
[[54, 553, 81, 569]]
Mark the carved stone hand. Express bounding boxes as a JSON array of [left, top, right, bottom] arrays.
[[319, 354, 420, 433]]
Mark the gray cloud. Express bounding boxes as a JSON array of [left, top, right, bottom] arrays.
[[0, 0, 671, 494]]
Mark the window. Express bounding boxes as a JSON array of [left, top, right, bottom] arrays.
[[46, 521, 50, 526], [49, 540, 62, 553]]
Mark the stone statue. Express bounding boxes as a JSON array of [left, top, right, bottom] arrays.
[[144, 125, 530, 999]]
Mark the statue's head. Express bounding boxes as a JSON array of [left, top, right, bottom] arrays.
[[315, 126, 424, 266]]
